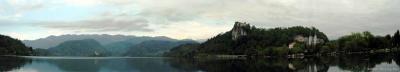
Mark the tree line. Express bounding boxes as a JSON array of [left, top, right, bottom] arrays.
[[326, 30, 400, 53]]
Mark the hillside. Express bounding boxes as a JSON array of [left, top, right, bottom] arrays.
[[125, 40, 198, 57], [0, 34, 33, 56], [103, 37, 178, 56], [47, 39, 109, 56], [166, 22, 329, 57], [164, 43, 200, 57]]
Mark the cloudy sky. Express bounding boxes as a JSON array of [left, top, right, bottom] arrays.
[[0, 0, 399, 40]]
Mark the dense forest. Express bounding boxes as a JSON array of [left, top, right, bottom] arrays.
[[46, 39, 109, 56], [165, 22, 400, 57], [0, 34, 33, 56], [124, 40, 198, 57], [330, 30, 400, 53]]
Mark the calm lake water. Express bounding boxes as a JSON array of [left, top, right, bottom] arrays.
[[1, 54, 400, 72]]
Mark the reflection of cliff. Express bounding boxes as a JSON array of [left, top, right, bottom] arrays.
[[0, 56, 32, 71]]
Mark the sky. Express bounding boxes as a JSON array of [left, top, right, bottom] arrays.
[[0, 0, 399, 40]]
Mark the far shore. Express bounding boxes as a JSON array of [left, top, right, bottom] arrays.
[[1, 55, 170, 59]]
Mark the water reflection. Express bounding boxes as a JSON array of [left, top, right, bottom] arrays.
[[22, 57, 180, 72], [0, 53, 400, 72], [168, 53, 400, 72], [0, 56, 31, 71]]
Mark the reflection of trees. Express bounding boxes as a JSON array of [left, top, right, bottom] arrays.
[[166, 58, 200, 71], [393, 53, 400, 68], [42, 59, 105, 72], [35, 58, 187, 72], [0, 56, 32, 71], [167, 53, 397, 72], [168, 58, 293, 72], [287, 54, 393, 72], [126, 58, 180, 72], [337, 54, 392, 72]]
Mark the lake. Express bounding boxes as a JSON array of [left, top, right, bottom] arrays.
[[1, 53, 400, 72]]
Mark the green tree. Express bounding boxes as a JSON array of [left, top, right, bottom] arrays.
[[369, 36, 391, 49], [394, 30, 400, 47], [385, 35, 392, 48], [337, 31, 372, 52]]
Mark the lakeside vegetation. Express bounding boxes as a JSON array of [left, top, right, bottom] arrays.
[[0, 35, 33, 56], [165, 22, 400, 57], [326, 31, 399, 54]]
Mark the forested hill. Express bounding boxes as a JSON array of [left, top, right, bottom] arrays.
[[47, 39, 108, 56], [125, 40, 198, 57], [198, 22, 328, 55], [165, 22, 329, 57], [0, 34, 33, 56]]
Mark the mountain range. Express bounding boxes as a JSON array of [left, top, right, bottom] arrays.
[[23, 34, 176, 49], [25, 34, 198, 56]]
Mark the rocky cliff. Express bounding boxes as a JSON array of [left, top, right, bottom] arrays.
[[231, 22, 251, 40]]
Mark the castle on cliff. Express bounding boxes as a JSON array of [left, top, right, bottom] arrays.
[[231, 21, 324, 49]]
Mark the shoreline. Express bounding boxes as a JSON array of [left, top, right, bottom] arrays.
[[0, 55, 171, 59]]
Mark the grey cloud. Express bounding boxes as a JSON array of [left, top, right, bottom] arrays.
[[41, 18, 153, 32], [133, 0, 298, 21], [19, 3, 44, 12], [4, 0, 45, 13], [17, 0, 400, 39], [128, 0, 400, 39]]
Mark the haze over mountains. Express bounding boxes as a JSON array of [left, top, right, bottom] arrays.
[[22, 34, 179, 49]]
